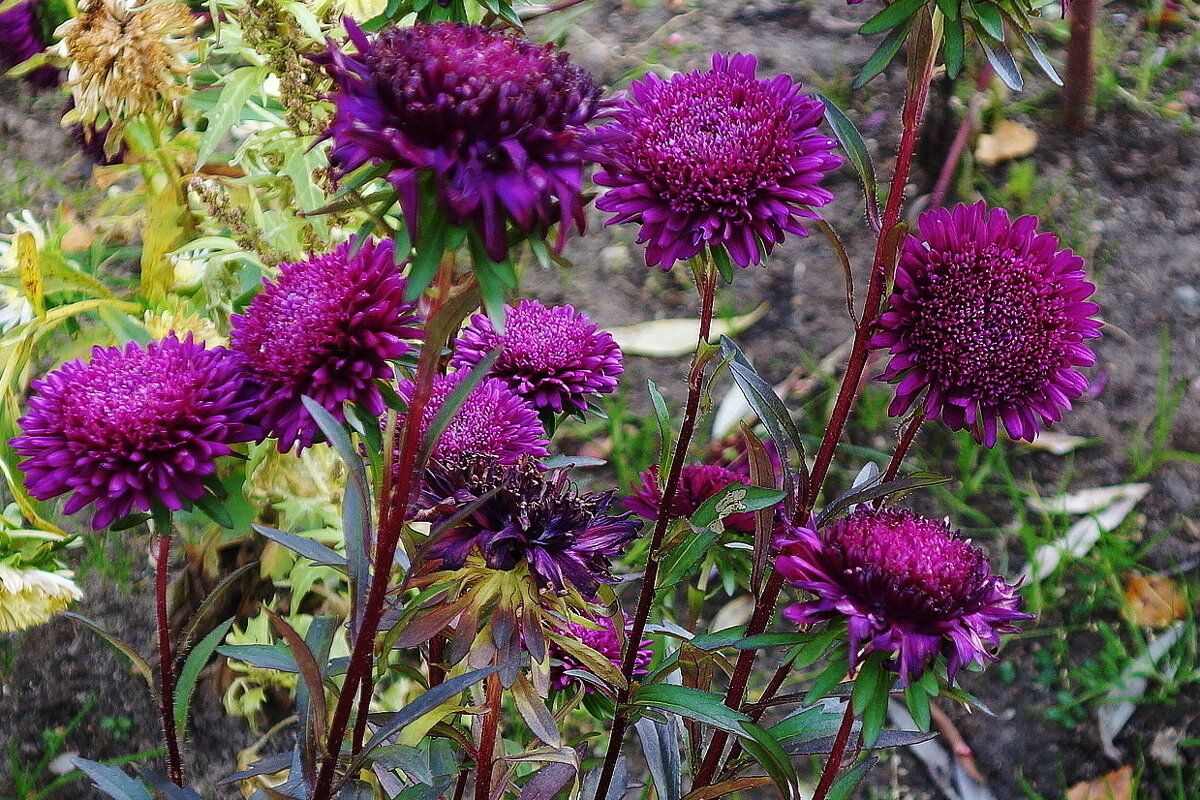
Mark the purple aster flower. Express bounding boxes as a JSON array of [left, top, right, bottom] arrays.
[[11, 335, 258, 530], [230, 238, 422, 453], [1, 0, 57, 87], [398, 372, 549, 468], [418, 460, 643, 595], [550, 612, 653, 691], [625, 463, 757, 534], [319, 21, 602, 262], [870, 202, 1101, 447], [776, 507, 1032, 685], [450, 299, 623, 414], [591, 53, 842, 271]]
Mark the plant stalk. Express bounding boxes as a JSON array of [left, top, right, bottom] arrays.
[[691, 26, 938, 790], [153, 529, 184, 786], [1062, 0, 1098, 134], [810, 701, 858, 800], [474, 671, 504, 800], [591, 258, 719, 800]]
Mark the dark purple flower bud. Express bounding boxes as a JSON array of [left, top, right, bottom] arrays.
[[591, 53, 842, 271], [318, 21, 602, 261], [398, 372, 549, 468], [776, 507, 1032, 685], [450, 299, 623, 414], [230, 238, 422, 453], [419, 460, 642, 595], [870, 202, 1101, 447], [11, 335, 259, 529]]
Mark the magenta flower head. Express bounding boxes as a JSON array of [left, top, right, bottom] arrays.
[[1, 0, 57, 87], [870, 202, 1101, 447], [11, 336, 258, 530], [418, 460, 643, 595], [398, 372, 549, 467], [450, 299, 623, 414], [625, 463, 756, 534], [551, 613, 653, 691], [591, 53, 842, 271], [319, 21, 602, 262], [777, 507, 1032, 685], [230, 238, 422, 453]]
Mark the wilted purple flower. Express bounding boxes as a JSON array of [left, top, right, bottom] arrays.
[[592, 53, 842, 271], [418, 460, 643, 595], [11, 336, 258, 530], [625, 463, 757, 533], [319, 21, 601, 262], [777, 507, 1031, 685], [399, 372, 549, 467], [0, 0, 57, 87], [450, 300, 623, 414], [551, 613, 653, 691], [231, 239, 422, 453], [870, 202, 1101, 447]]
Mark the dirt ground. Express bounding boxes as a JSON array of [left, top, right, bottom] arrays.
[[2, 0, 1200, 797]]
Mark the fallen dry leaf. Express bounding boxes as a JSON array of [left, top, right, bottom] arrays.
[[1065, 765, 1133, 800], [1022, 484, 1150, 582], [1124, 573, 1187, 628], [1025, 482, 1150, 516], [975, 120, 1038, 166], [609, 302, 768, 357], [1023, 430, 1090, 455]]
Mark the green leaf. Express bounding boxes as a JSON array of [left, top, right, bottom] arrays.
[[903, 682, 932, 731], [818, 95, 880, 231], [1020, 29, 1062, 85], [359, 667, 498, 757], [803, 654, 849, 706], [737, 722, 799, 800], [71, 758, 153, 800], [690, 484, 785, 530], [632, 685, 751, 734], [934, 0, 959, 21], [405, 211, 450, 302], [859, 0, 926, 34], [417, 349, 500, 469], [658, 529, 719, 589], [944, 14, 966, 78], [647, 380, 674, 482], [178, 562, 259, 654], [174, 618, 235, 742], [977, 32, 1023, 90], [217, 643, 299, 674], [816, 471, 950, 528], [824, 757, 876, 800], [787, 626, 841, 671], [968, 0, 1004, 40], [850, 656, 886, 717], [710, 246, 735, 284], [732, 632, 812, 651], [195, 66, 266, 167], [768, 706, 843, 745], [852, 19, 913, 89]]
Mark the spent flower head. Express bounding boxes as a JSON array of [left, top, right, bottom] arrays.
[[11, 335, 258, 529], [57, 0, 195, 147], [592, 53, 842, 271], [777, 507, 1031, 685], [399, 372, 549, 468], [450, 300, 623, 414], [870, 202, 1101, 446], [0, 565, 83, 632], [231, 238, 422, 453], [418, 459, 642, 595], [320, 21, 601, 261]]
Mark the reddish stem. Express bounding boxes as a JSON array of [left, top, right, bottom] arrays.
[[591, 260, 719, 800], [880, 413, 924, 486], [474, 671, 504, 800], [810, 702, 858, 800], [691, 31, 938, 791], [153, 530, 184, 786], [1062, 0, 1098, 134]]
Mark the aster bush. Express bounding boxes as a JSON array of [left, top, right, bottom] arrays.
[[0, 1, 1111, 799]]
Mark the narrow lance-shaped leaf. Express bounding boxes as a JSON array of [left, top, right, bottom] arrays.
[[852, 19, 913, 89], [174, 618, 235, 742], [859, 0, 926, 35], [62, 613, 156, 696]]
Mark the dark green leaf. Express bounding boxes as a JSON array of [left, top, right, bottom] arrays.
[[217, 644, 299, 674], [690, 484, 785, 530], [934, 0, 959, 20], [852, 19, 913, 89], [632, 684, 751, 734], [253, 524, 347, 568], [787, 626, 841, 671], [944, 14, 966, 77], [737, 722, 799, 800], [851, 655, 887, 717], [634, 716, 682, 800], [647, 380, 674, 481], [1020, 29, 1062, 85], [62, 613, 154, 694], [803, 654, 849, 706], [710, 246, 735, 284], [405, 210, 450, 302], [768, 706, 843, 745], [732, 632, 812, 651], [816, 471, 950, 527], [968, 0, 1004, 40], [786, 728, 934, 755], [359, 667, 498, 757], [190, 490, 234, 529], [178, 562, 258, 654], [824, 757, 876, 800], [976, 30, 1023, 90], [904, 683, 932, 731], [658, 530, 719, 589], [860, 0, 926, 34], [174, 618, 235, 741]]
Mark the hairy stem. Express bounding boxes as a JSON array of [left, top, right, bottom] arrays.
[[153, 529, 184, 786], [880, 413, 924, 485], [691, 28, 938, 790], [591, 258, 719, 800], [810, 701, 858, 800]]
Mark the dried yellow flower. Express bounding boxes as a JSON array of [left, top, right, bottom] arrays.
[[0, 565, 83, 632], [57, 0, 196, 140]]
